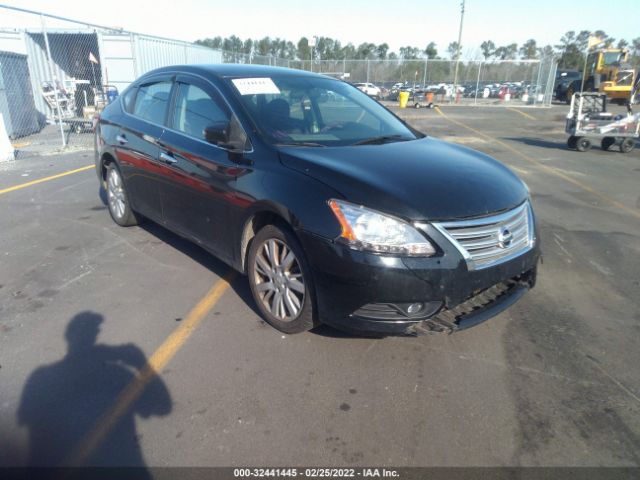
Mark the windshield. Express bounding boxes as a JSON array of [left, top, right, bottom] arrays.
[[230, 75, 419, 146], [602, 52, 623, 66]]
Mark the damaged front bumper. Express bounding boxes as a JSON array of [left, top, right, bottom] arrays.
[[298, 229, 540, 336]]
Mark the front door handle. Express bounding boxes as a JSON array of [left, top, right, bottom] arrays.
[[116, 134, 128, 145], [159, 151, 178, 165]]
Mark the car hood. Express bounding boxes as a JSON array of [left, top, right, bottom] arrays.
[[278, 137, 528, 221]]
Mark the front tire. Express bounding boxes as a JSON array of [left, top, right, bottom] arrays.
[[105, 163, 139, 227], [576, 137, 591, 152], [247, 224, 318, 334]]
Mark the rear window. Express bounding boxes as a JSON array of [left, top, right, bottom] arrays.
[[132, 81, 172, 124], [121, 87, 137, 113]]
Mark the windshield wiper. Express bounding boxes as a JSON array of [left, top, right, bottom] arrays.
[[275, 142, 327, 148], [350, 135, 411, 146]]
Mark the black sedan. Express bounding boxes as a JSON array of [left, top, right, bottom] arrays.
[[95, 64, 540, 336]]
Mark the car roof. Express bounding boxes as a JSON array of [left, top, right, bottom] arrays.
[[139, 63, 324, 81]]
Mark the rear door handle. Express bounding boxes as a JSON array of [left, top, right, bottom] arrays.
[[116, 134, 128, 145], [159, 151, 178, 165]]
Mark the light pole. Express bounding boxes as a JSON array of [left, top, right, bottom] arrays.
[[309, 36, 317, 72], [452, 0, 466, 98]]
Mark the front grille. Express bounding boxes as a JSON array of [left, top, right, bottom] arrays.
[[432, 202, 534, 270]]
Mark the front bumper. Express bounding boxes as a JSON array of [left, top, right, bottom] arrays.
[[298, 228, 540, 336]]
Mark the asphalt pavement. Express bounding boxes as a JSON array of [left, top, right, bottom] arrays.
[[0, 105, 639, 469]]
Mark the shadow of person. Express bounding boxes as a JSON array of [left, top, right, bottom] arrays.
[[17, 311, 171, 469]]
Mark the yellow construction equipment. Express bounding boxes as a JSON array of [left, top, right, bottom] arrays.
[[567, 48, 637, 104], [591, 48, 635, 102]]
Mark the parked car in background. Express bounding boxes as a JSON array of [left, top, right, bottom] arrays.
[[463, 87, 482, 98], [354, 82, 382, 99], [498, 85, 520, 99], [554, 70, 582, 102], [95, 64, 539, 336]]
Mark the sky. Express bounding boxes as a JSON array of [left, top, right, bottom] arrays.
[[1, 0, 637, 57]]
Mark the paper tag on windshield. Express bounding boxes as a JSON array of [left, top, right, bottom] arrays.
[[232, 78, 280, 95]]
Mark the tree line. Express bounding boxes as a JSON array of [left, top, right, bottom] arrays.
[[196, 31, 640, 69]]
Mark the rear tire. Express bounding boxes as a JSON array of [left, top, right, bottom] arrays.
[[247, 224, 318, 334], [576, 137, 591, 152], [105, 163, 139, 227], [620, 138, 635, 153]]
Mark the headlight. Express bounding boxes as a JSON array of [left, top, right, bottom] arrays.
[[328, 199, 436, 256]]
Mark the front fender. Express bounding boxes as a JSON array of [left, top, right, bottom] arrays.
[[230, 165, 344, 272]]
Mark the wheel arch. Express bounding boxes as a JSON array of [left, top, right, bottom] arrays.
[[237, 202, 299, 274], [100, 152, 118, 185]]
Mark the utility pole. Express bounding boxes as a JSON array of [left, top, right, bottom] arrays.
[[309, 35, 316, 72], [452, 0, 465, 98]]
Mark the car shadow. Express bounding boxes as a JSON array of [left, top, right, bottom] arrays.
[[505, 136, 639, 152], [139, 220, 262, 319], [15, 311, 171, 471], [310, 324, 388, 339], [139, 220, 380, 339], [503, 137, 570, 150]]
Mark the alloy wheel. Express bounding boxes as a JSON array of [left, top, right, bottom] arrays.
[[253, 238, 305, 322], [107, 168, 126, 220]]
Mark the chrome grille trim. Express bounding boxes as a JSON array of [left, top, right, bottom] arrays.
[[423, 202, 535, 271]]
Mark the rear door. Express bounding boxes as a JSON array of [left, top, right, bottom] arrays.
[[115, 75, 173, 221], [157, 75, 250, 261]]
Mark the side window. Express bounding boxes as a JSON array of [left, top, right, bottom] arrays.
[[121, 87, 137, 113], [171, 83, 229, 140], [132, 81, 172, 124]]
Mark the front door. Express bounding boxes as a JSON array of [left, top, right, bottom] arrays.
[[157, 76, 250, 261]]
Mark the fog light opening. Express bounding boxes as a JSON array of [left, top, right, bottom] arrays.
[[406, 303, 423, 315], [352, 301, 442, 321]]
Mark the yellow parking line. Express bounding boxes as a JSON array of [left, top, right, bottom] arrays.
[[65, 270, 236, 467], [434, 107, 640, 220], [507, 107, 536, 121], [0, 165, 94, 196]]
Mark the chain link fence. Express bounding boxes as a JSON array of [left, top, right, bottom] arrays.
[[285, 58, 557, 107], [0, 5, 557, 157]]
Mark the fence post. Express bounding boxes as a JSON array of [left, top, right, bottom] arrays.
[[366, 60, 370, 83], [534, 59, 544, 106], [475, 61, 482, 106], [41, 14, 66, 147], [423, 59, 427, 87], [545, 57, 558, 106]]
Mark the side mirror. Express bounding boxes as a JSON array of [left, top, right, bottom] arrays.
[[204, 122, 229, 146]]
